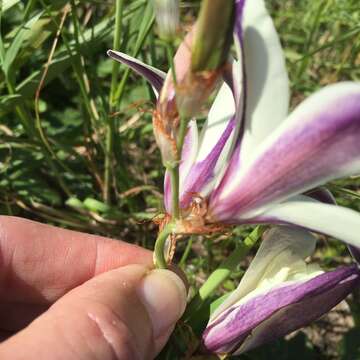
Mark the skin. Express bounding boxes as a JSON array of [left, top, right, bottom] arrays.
[[0, 216, 186, 360]]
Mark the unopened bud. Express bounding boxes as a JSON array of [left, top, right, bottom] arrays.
[[153, 0, 180, 41], [159, 28, 223, 119], [191, 0, 235, 72]]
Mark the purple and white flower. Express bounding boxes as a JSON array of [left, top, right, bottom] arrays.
[[202, 225, 360, 355], [108, 0, 360, 246]]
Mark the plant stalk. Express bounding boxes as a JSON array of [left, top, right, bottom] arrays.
[[168, 165, 180, 219], [154, 223, 175, 269], [104, 0, 125, 203]]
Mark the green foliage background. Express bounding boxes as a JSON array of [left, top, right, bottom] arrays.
[[0, 0, 360, 358]]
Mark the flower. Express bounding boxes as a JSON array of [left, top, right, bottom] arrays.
[[108, 0, 360, 247], [202, 225, 360, 355]]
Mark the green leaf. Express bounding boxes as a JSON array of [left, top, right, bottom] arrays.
[[3, 0, 21, 12], [2, 11, 43, 76], [83, 198, 110, 213]]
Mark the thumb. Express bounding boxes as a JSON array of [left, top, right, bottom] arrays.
[[0, 264, 187, 360]]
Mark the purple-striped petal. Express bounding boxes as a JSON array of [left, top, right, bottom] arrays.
[[107, 50, 166, 94], [349, 246, 360, 264], [179, 116, 236, 208], [203, 265, 360, 355], [168, 0, 247, 210], [305, 187, 336, 205], [253, 196, 360, 248], [211, 226, 317, 320], [233, 0, 290, 168], [210, 82, 360, 222]]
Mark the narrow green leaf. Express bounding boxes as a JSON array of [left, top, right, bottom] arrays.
[[3, 11, 43, 75]]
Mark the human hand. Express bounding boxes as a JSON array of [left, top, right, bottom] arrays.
[[0, 216, 187, 360]]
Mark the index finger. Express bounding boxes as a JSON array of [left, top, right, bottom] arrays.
[[0, 216, 153, 304]]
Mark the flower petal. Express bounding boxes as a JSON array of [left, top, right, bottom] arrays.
[[177, 75, 239, 207], [203, 265, 360, 354], [255, 196, 360, 247], [211, 226, 317, 321], [235, 0, 290, 166], [305, 187, 336, 205], [210, 82, 360, 221], [107, 50, 166, 95], [303, 189, 360, 265], [349, 246, 360, 264], [173, 0, 248, 208]]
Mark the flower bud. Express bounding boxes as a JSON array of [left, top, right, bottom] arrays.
[[153, 0, 180, 41], [191, 0, 235, 72], [158, 1, 235, 119], [158, 27, 224, 120]]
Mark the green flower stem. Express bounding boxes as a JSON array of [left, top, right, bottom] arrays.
[[179, 236, 194, 268], [191, 0, 235, 72], [183, 226, 266, 320], [154, 223, 176, 269], [110, 0, 125, 108], [165, 41, 177, 85], [177, 115, 188, 153], [167, 164, 180, 219]]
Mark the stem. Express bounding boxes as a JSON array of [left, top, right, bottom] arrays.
[[104, 0, 125, 203], [168, 165, 180, 219], [183, 226, 266, 320], [177, 114, 188, 152], [110, 0, 125, 107], [179, 236, 193, 268], [154, 223, 175, 269], [165, 42, 177, 84], [162, 40, 184, 220]]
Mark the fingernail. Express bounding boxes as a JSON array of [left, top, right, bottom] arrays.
[[137, 269, 187, 339]]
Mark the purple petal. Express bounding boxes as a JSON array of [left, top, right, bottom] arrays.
[[107, 50, 165, 93], [210, 83, 360, 222], [349, 246, 360, 265], [169, 0, 247, 210], [203, 265, 360, 354], [179, 117, 236, 208], [305, 187, 336, 205], [234, 0, 246, 39]]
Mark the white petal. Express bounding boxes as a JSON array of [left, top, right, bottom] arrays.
[[239, 0, 290, 165], [259, 196, 360, 247], [211, 226, 317, 320]]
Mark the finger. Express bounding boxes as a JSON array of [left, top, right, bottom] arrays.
[[0, 265, 187, 360], [0, 216, 152, 304]]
